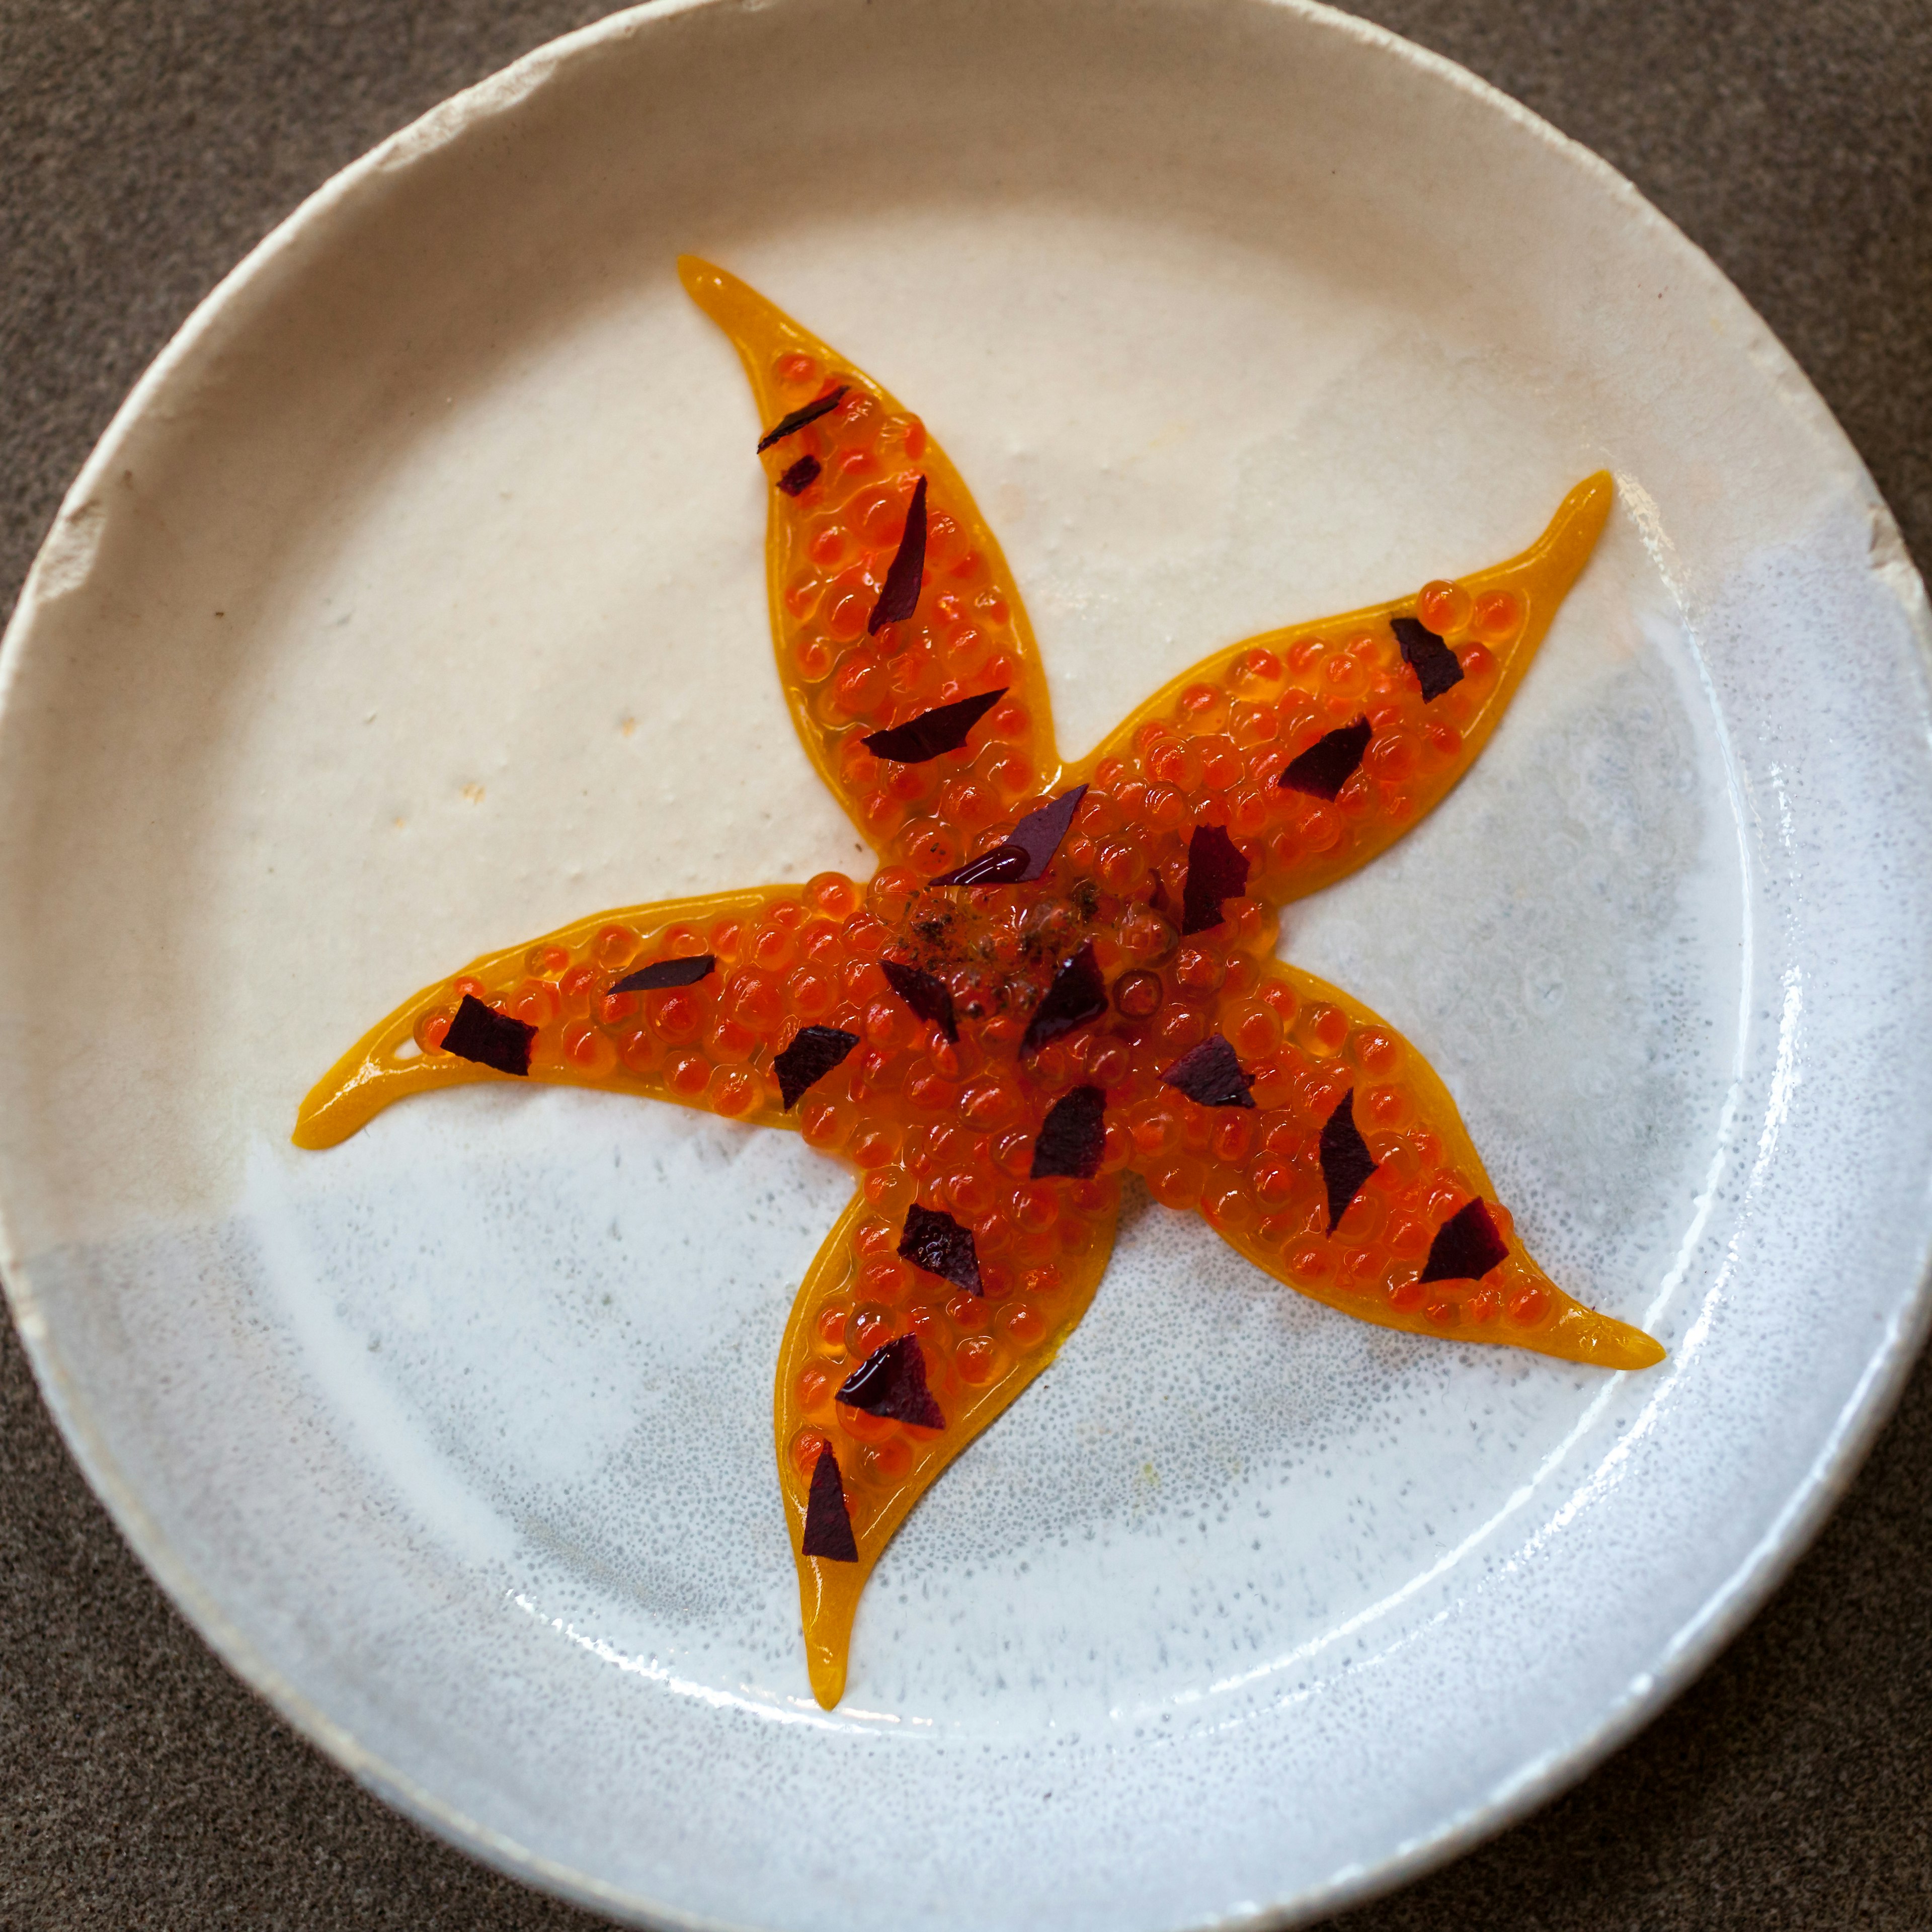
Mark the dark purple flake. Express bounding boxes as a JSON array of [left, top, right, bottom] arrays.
[[880, 958, 958, 1041], [800, 1446, 859, 1562], [862, 687, 1006, 764], [838, 1334, 946, 1430], [1005, 784, 1087, 876], [773, 1024, 859, 1109], [1418, 1198, 1510, 1283], [933, 785, 1087, 888], [1179, 823, 1250, 935], [898, 1202, 983, 1296], [1280, 716, 1373, 802], [777, 453, 821, 496], [866, 475, 929, 633], [1319, 1089, 1379, 1233], [442, 993, 536, 1077], [1021, 941, 1107, 1055], [756, 385, 849, 453], [1159, 1035, 1255, 1109], [611, 953, 716, 994], [933, 843, 1030, 888], [1031, 1084, 1107, 1180], [1391, 615, 1466, 703]]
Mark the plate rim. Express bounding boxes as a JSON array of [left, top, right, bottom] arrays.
[[3, 0, 1928, 1924]]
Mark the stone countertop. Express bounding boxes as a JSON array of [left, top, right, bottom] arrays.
[[2, 1, 1926, 1925]]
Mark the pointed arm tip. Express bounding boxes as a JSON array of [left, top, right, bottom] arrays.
[[1557, 1303, 1667, 1371], [676, 253, 737, 315], [1518, 468, 1616, 602]]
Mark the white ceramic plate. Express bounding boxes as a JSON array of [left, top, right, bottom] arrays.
[[4, 1, 1929, 1925]]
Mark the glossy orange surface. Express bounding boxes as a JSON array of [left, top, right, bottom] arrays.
[[297, 259, 1662, 1709]]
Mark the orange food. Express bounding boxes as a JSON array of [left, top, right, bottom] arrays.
[[295, 257, 1663, 1711]]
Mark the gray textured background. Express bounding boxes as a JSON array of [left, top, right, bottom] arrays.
[[2, 1, 1927, 1925]]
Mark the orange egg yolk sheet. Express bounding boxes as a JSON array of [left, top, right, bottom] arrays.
[[296, 259, 1660, 1710]]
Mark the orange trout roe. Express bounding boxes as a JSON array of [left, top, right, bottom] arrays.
[[295, 258, 1663, 1712]]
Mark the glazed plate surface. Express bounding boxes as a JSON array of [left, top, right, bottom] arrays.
[[3, 1, 1928, 1926]]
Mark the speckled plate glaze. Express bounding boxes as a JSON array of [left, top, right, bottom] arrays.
[[3, 1, 1929, 1925]]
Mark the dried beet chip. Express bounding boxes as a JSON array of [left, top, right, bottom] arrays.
[[756, 384, 849, 453], [1031, 1084, 1107, 1179], [932, 785, 1088, 888], [777, 452, 821, 497], [611, 953, 716, 994], [862, 687, 1006, 764], [932, 843, 1030, 888], [1319, 1089, 1379, 1233], [1008, 784, 1087, 874], [1021, 940, 1107, 1055], [1281, 716, 1373, 801], [1009, 785, 1091, 873], [1159, 1035, 1255, 1109], [1418, 1198, 1510, 1283], [1179, 823, 1250, 935], [898, 1202, 983, 1296], [880, 958, 958, 1042], [838, 1334, 946, 1430], [773, 1024, 859, 1109], [800, 1446, 859, 1561], [442, 993, 536, 1077], [1391, 614, 1466, 703], [866, 474, 928, 633]]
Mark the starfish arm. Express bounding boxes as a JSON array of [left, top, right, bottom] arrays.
[[293, 876, 888, 1149], [1122, 955, 1662, 1370], [680, 257, 1066, 873], [775, 1162, 1120, 1707], [1073, 472, 1614, 906]]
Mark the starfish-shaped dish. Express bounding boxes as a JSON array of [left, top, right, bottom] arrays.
[[296, 258, 1664, 1709]]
